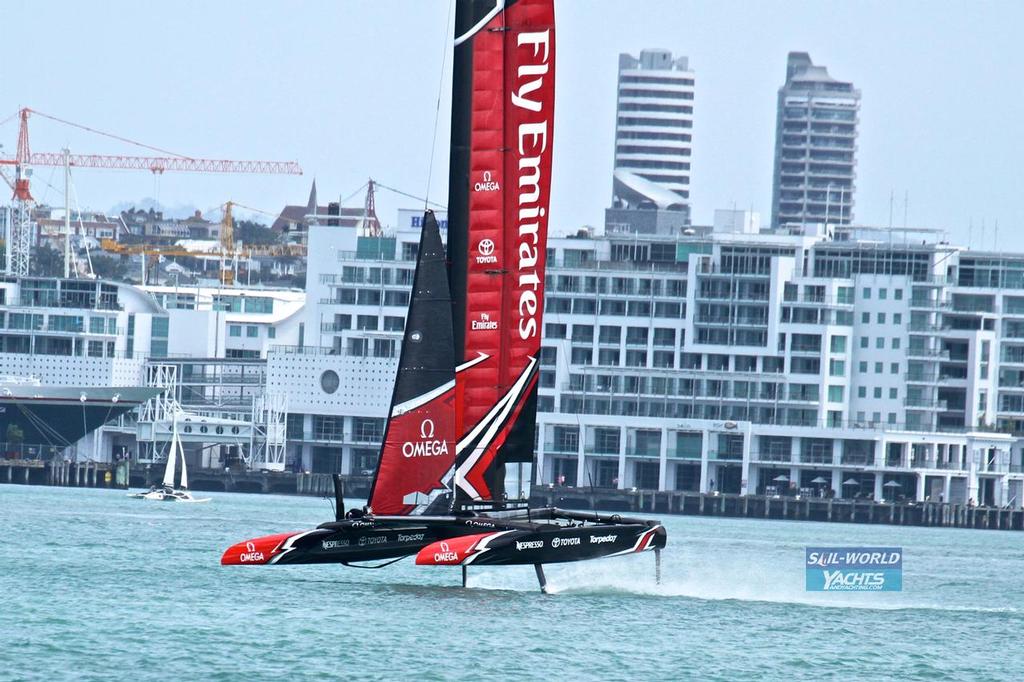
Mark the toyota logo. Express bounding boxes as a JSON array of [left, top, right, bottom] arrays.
[[478, 239, 495, 256]]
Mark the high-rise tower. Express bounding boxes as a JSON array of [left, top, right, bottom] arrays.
[[771, 52, 860, 228], [606, 49, 693, 234]]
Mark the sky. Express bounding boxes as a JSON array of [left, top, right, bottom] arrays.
[[2, 1, 1023, 249]]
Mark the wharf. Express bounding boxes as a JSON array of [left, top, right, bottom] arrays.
[[0, 458, 372, 499], [529, 487, 1024, 531]]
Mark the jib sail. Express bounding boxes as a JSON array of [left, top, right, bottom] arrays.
[[447, 0, 555, 504], [367, 211, 458, 515]]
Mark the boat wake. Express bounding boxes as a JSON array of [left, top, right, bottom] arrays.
[[463, 556, 1017, 614]]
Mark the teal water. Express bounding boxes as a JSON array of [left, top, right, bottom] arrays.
[[1, 484, 1020, 681]]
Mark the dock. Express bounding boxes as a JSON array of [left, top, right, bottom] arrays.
[[0, 457, 372, 499], [529, 487, 1024, 531], [4, 458, 1021, 530]]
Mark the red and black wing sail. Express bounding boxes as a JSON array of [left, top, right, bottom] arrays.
[[367, 211, 457, 515], [447, 0, 555, 505]]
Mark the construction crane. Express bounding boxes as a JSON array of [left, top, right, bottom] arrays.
[[360, 178, 382, 237], [0, 108, 303, 276]]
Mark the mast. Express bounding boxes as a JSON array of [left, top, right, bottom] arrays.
[[447, 0, 556, 507]]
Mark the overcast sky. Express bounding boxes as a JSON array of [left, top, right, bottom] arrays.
[[3, 1, 1022, 248]]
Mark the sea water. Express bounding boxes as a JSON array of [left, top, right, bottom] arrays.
[[1, 484, 1020, 681]]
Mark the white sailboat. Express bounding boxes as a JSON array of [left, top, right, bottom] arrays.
[[129, 413, 211, 503]]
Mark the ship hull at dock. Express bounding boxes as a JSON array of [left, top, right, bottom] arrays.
[[0, 386, 160, 447]]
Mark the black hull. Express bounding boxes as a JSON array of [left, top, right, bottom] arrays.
[[221, 508, 665, 568], [0, 387, 160, 447]]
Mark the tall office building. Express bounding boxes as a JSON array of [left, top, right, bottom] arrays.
[[607, 49, 693, 234], [771, 52, 860, 228]]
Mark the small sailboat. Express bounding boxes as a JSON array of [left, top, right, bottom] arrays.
[[129, 414, 211, 503], [221, 0, 665, 591]]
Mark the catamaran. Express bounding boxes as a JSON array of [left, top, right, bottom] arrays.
[[221, 0, 665, 592], [129, 414, 210, 503]]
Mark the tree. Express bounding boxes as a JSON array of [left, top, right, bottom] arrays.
[[32, 245, 64, 277], [234, 219, 278, 246], [90, 254, 129, 281]]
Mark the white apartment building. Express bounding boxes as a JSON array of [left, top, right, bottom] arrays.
[[142, 285, 303, 359], [613, 49, 694, 202], [270, 213, 1024, 508]]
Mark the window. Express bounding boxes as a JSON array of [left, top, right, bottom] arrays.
[[625, 327, 648, 345], [229, 325, 241, 337], [876, 337, 884, 349], [872, 412, 881, 424], [357, 315, 378, 331], [891, 338, 900, 349], [829, 359, 845, 377], [652, 350, 674, 368], [877, 313, 886, 324], [571, 348, 592, 365], [862, 287, 871, 299], [828, 385, 844, 402], [383, 316, 404, 332], [572, 325, 594, 343], [879, 288, 888, 300], [246, 326, 259, 338], [859, 361, 868, 373], [893, 313, 902, 324], [873, 387, 882, 399], [545, 323, 567, 339], [373, 339, 396, 358], [384, 291, 409, 307], [891, 362, 899, 374], [598, 349, 620, 366], [357, 289, 381, 306], [347, 338, 368, 356], [625, 350, 647, 367], [830, 336, 847, 353], [861, 312, 870, 324], [888, 413, 897, 424], [89, 317, 106, 334], [857, 386, 866, 398], [889, 388, 898, 399], [598, 326, 621, 344], [894, 289, 903, 300], [874, 362, 883, 373], [653, 328, 676, 347], [860, 336, 869, 349]]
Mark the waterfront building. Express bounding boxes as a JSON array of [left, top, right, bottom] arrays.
[[607, 49, 693, 233], [286, 213, 1024, 508], [141, 285, 303, 359], [771, 52, 860, 228]]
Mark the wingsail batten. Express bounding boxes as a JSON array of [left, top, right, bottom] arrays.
[[367, 212, 458, 515], [449, 0, 555, 505]]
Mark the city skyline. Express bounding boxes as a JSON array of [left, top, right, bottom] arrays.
[[2, 1, 1022, 248]]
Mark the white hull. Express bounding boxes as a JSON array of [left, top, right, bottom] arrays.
[[128, 489, 211, 503]]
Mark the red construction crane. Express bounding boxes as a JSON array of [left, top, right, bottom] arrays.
[[0, 107, 303, 276]]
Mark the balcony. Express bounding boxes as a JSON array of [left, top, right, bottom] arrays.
[[753, 451, 791, 463], [906, 348, 950, 360], [543, 441, 579, 454], [904, 398, 948, 410], [909, 299, 950, 310]]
